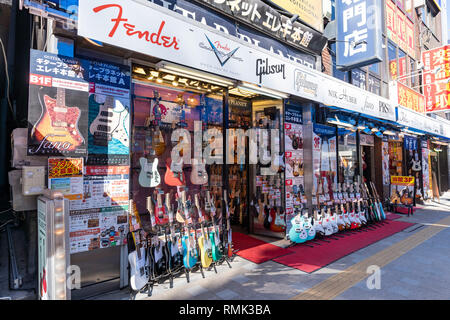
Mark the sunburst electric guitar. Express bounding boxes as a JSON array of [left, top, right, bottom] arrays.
[[32, 87, 84, 150]]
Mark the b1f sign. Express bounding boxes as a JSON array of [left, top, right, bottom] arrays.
[[336, 0, 382, 71]]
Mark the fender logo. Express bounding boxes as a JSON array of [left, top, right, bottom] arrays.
[[93, 4, 180, 50]]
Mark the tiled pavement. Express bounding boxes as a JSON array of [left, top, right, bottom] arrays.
[[94, 193, 450, 300]]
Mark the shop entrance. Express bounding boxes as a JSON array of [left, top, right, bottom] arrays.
[[227, 90, 285, 238], [360, 134, 375, 186]]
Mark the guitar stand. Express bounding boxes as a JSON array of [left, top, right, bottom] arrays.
[[185, 269, 190, 283], [199, 265, 206, 279], [212, 263, 218, 274], [146, 281, 154, 297]]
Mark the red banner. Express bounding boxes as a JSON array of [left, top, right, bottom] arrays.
[[422, 45, 450, 113]]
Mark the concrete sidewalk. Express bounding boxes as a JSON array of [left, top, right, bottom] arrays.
[[94, 192, 450, 300]]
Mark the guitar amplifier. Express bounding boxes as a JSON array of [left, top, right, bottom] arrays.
[[8, 170, 38, 212]]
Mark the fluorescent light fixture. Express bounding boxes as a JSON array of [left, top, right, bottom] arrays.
[[327, 115, 355, 129], [402, 128, 424, 136], [237, 82, 289, 99], [382, 130, 396, 136], [155, 61, 235, 87], [134, 67, 147, 75]]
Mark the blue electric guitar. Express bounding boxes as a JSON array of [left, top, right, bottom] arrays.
[[180, 191, 197, 269], [289, 210, 308, 244]]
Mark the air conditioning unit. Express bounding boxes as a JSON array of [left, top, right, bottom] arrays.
[[414, 0, 426, 9], [416, 60, 425, 71]]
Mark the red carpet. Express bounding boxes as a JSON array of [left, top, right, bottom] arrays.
[[394, 207, 418, 214], [272, 220, 414, 273], [385, 212, 403, 220], [232, 232, 292, 264]]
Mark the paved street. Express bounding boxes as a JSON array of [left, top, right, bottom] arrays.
[[96, 193, 450, 300]]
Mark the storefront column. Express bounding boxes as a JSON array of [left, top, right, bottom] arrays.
[[302, 103, 314, 214]]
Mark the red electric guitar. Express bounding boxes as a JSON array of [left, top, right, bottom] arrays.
[[32, 87, 84, 151], [164, 157, 186, 187]]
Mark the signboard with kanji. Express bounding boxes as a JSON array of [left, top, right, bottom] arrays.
[[397, 81, 425, 113], [271, 0, 323, 32], [336, 0, 383, 71], [422, 45, 450, 113], [391, 175, 415, 186], [385, 1, 415, 58]]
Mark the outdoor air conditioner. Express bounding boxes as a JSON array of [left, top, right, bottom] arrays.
[[416, 61, 425, 71]]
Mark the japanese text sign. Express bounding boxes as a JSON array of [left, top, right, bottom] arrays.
[[422, 45, 450, 113], [336, 0, 383, 71], [391, 176, 414, 186]]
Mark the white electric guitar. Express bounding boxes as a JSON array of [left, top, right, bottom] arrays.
[[138, 157, 161, 188], [89, 94, 129, 147]]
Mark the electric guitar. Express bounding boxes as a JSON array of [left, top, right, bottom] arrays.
[[180, 192, 198, 270], [128, 200, 149, 291], [151, 91, 166, 156], [411, 151, 422, 172], [190, 121, 208, 185], [138, 157, 161, 188], [155, 192, 169, 225], [206, 192, 222, 262], [289, 212, 308, 244], [32, 87, 84, 151], [164, 157, 186, 187], [269, 206, 286, 233], [89, 94, 129, 147], [224, 190, 233, 258], [195, 194, 212, 268]]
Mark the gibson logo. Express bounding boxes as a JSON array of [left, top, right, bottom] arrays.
[[256, 58, 285, 84], [29, 134, 73, 154], [294, 69, 318, 96], [93, 4, 180, 50]]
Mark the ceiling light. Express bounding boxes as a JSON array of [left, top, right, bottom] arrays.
[[156, 77, 163, 83], [236, 82, 289, 99], [155, 61, 235, 87], [134, 67, 147, 75], [172, 76, 179, 86]]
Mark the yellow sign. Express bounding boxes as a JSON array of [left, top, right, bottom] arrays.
[[272, 0, 323, 32], [391, 176, 415, 186]]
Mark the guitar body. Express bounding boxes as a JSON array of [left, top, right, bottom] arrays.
[[198, 234, 212, 268], [270, 208, 286, 232], [164, 159, 186, 186], [289, 216, 308, 243], [154, 204, 169, 225], [138, 157, 161, 188], [181, 235, 197, 269], [128, 247, 148, 291], [210, 230, 222, 262], [33, 94, 84, 150], [89, 94, 129, 146], [190, 161, 209, 185], [263, 206, 271, 230]]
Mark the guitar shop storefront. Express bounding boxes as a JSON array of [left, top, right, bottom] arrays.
[[130, 63, 289, 241]]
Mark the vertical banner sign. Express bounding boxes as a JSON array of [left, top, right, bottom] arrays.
[[385, 1, 415, 57], [382, 141, 390, 186], [28, 49, 89, 156], [86, 60, 131, 166], [336, 0, 382, 71], [422, 45, 450, 113], [422, 147, 431, 198], [284, 104, 303, 236]]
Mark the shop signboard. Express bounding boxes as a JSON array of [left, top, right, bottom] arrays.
[[270, 0, 323, 32], [78, 0, 396, 124], [397, 81, 426, 113], [422, 45, 450, 113], [385, 1, 415, 58], [336, 0, 383, 71], [192, 0, 328, 55]]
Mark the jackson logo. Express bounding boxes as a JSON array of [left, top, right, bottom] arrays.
[[256, 58, 285, 84], [204, 35, 239, 67], [92, 4, 180, 50]]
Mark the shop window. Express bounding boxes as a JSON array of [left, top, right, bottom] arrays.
[[368, 75, 381, 96], [338, 129, 358, 185], [351, 68, 366, 90], [398, 49, 407, 85], [388, 41, 398, 81]]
